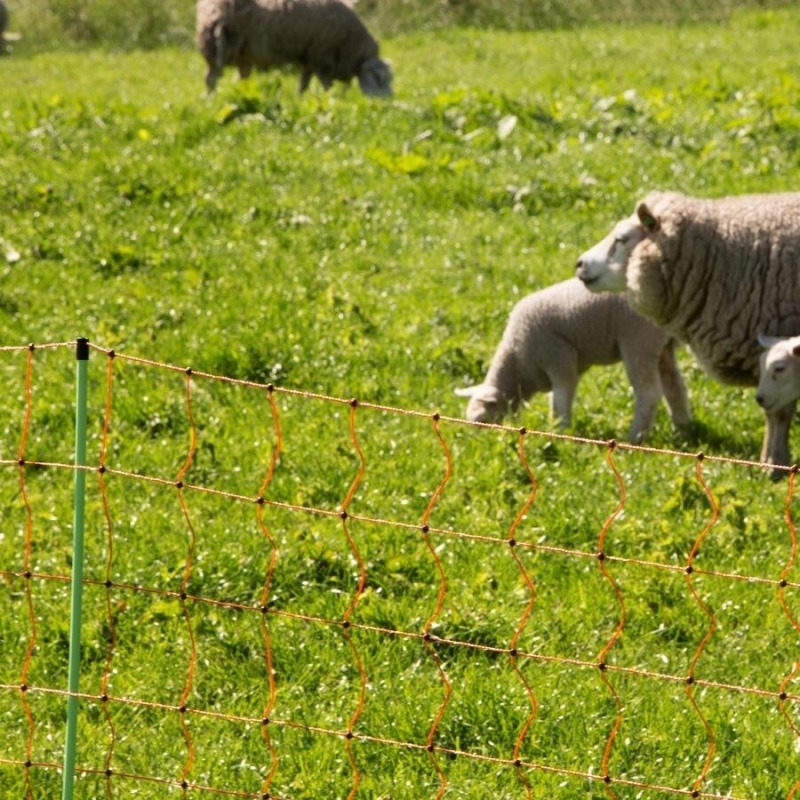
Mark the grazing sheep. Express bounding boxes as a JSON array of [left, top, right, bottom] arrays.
[[575, 190, 800, 474], [196, 0, 393, 96], [756, 334, 800, 468], [455, 278, 691, 442]]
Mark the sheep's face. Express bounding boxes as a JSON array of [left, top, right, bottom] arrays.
[[575, 213, 650, 293], [455, 384, 508, 424], [358, 58, 393, 97], [756, 335, 800, 412]]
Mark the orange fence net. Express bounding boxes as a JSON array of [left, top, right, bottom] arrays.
[[0, 340, 798, 799]]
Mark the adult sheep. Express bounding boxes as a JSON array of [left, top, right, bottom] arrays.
[[575, 190, 800, 475], [196, 0, 393, 96], [456, 277, 692, 443]]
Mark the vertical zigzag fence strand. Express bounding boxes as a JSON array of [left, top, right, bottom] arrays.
[[506, 429, 538, 799], [779, 469, 800, 799], [98, 350, 119, 799], [256, 385, 282, 797], [596, 441, 627, 798], [175, 368, 200, 794], [3, 341, 800, 798], [420, 413, 453, 800], [685, 455, 721, 795], [340, 399, 368, 800]]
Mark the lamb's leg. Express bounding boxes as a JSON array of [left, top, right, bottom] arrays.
[[761, 401, 795, 480], [622, 352, 664, 444], [549, 376, 578, 429], [657, 343, 691, 429], [626, 380, 662, 443], [542, 346, 578, 429]]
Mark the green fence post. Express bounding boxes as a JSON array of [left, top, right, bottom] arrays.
[[62, 337, 89, 800]]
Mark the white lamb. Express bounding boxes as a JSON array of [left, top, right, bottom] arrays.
[[756, 334, 800, 467], [456, 278, 691, 442], [575, 190, 800, 474], [195, 0, 393, 96]]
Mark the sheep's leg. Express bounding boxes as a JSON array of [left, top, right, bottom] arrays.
[[205, 65, 221, 92], [657, 343, 691, 429], [761, 401, 795, 479], [298, 69, 313, 93], [204, 21, 226, 92]]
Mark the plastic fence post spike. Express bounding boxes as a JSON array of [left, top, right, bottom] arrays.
[[62, 338, 90, 800]]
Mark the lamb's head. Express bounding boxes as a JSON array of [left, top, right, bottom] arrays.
[[455, 384, 508, 424], [756, 334, 800, 412], [575, 202, 660, 293], [357, 57, 393, 97]]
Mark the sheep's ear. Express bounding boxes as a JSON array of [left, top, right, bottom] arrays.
[[757, 332, 785, 350], [455, 385, 480, 398], [792, 343, 800, 358], [636, 202, 660, 231]]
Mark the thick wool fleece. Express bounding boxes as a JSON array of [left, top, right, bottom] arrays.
[[626, 191, 800, 386]]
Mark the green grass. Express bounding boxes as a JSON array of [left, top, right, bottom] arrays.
[[1, 4, 800, 799]]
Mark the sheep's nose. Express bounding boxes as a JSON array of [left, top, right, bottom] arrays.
[[756, 394, 765, 407]]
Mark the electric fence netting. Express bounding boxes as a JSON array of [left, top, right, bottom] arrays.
[[0, 340, 798, 799]]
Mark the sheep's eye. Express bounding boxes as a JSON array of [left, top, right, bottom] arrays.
[[615, 235, 629, 245], [773, 365, 786, 377]]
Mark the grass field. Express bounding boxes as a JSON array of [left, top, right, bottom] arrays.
[[1, 3, 800, 798]]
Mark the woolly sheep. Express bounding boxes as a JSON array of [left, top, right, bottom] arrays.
[[195, 0, 393, 96], [455, 277, 691, 442], [756, 334, 800, 468], [575, 190, 800, 474]]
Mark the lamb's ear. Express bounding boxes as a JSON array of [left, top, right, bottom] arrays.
[[792, 343, 800, 358], [455, 385, 481, 398], [636, 202, 660, 232], [757, 332, 785, 350]]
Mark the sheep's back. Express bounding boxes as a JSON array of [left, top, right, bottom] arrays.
[[629, 192, 800, 385], [226, 0, 378, 73], [508, 278, 670, 371]]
